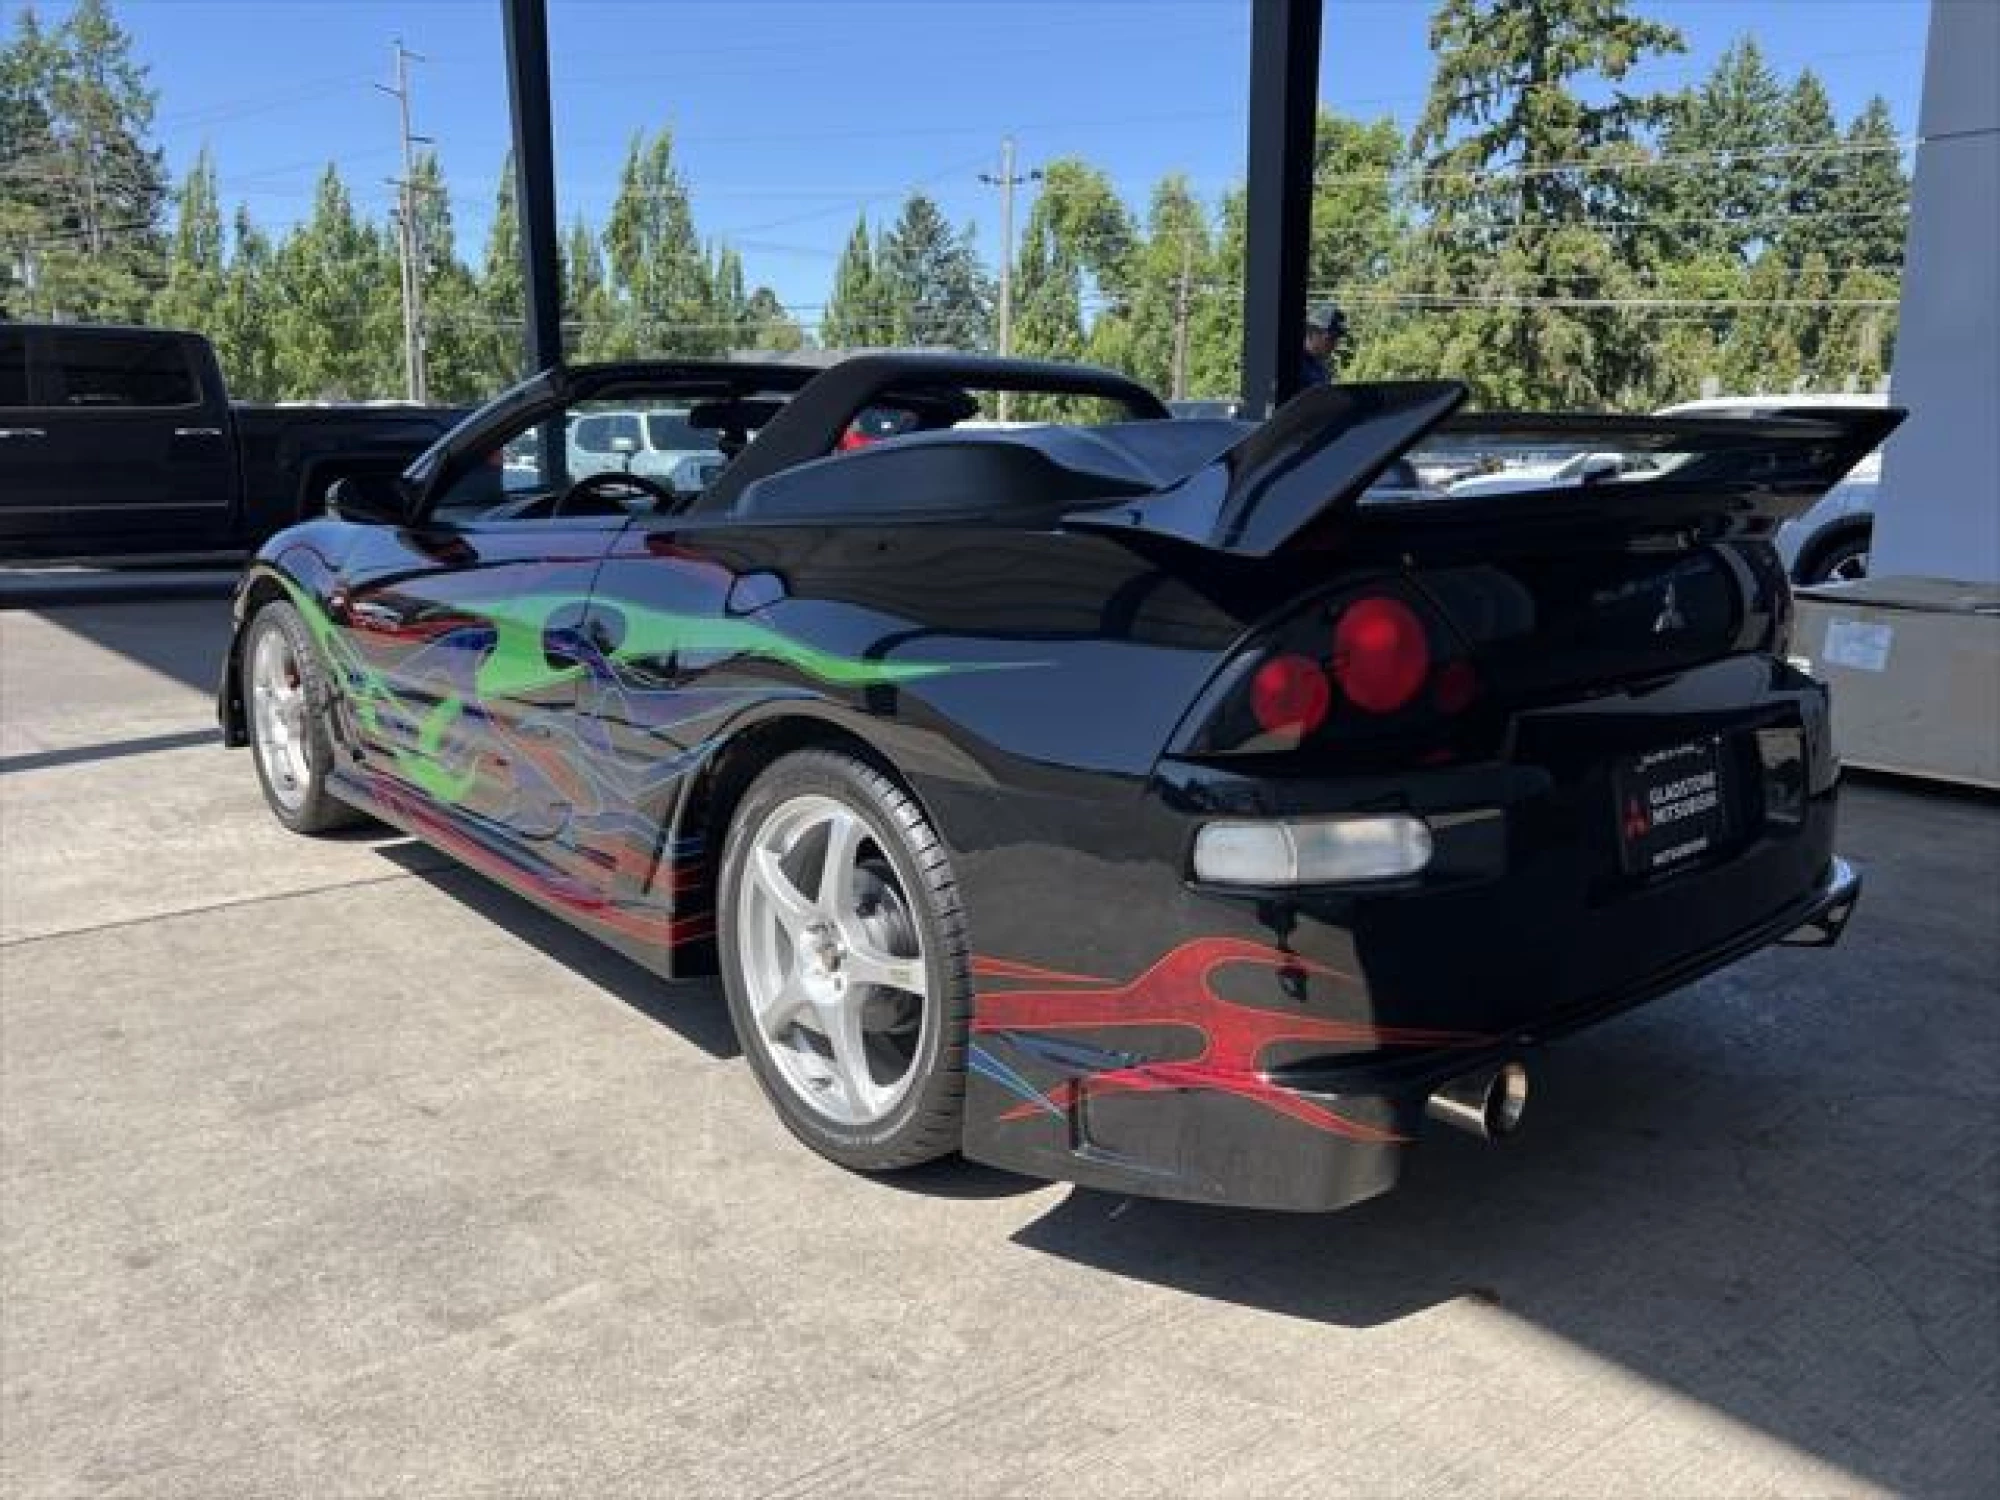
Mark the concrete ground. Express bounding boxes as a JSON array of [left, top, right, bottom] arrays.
[[2, 595, 1996, 1499]]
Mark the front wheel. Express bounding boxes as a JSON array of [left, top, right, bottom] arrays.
[[243, 601, 362, 835], [718, 749, 971, 1171]]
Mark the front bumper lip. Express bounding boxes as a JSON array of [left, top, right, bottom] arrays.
[[1776, 854, 1860, 947]]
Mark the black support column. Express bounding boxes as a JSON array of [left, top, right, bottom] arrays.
[[1239, 0, 1323, 419], [502, 0, 563, 374]]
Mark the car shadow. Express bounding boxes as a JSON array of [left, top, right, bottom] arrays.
[[368, 839, 743, 1062], [366, 837, 1044, 1201], [0, 726, 222, 774], [13, 597, 235, 697], [1003, 940, 1997, 1496]]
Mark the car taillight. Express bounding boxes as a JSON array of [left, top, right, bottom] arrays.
[[1331, 596, 1429, 714], [1174, 582, 1491, 763], [1250, 653, 1332, 736]]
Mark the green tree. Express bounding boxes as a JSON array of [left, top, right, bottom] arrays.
[[1191, 187, 1247, 398], [821, 213, 893, 349], [602, 129, 717, 356], [709, 242, 748, 345], [1826, 96, 1910, 271], [267, 165, 397, 398], [2, 0, 166, 320], [1406, 0, 1687, 407], [1656, 38, 1788, 263], [1309, 110, 1404, 297], [1110, 175, 1212, 397], [1719, 249, 1805, 393], [148, 146, 222, 334], [1, 7, 62, 318], [392, 151, 486, 401], [1816, 265, 1896, 391], [1028, 159, 1136, 306], [743, 284, 806, 352], [1771, 69, 1842, 265], [561, 213, 610, 360], [877, 191, 990, 349], [478, 159, 526, 379], [212, 204, 277, 398], [1008, 206, 1087, 418], [1638, 251, 1744, 404]]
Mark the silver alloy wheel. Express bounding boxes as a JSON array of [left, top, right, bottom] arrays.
[[1829, 548, 1870, 583], [250, 625, 312, 813], [736, 792, 929, 1127]]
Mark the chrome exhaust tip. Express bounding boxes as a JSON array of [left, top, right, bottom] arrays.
[[1425, 1061, 1529, 1141]]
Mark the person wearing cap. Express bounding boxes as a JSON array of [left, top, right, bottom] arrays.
[[1301, 302, 1348, 389]]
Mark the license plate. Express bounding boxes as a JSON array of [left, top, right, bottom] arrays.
[[1616, 738, 1732, 876]]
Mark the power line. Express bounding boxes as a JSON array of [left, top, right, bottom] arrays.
[[1319, 135, 1915, 190]]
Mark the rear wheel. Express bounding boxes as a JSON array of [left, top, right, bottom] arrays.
[[243, 601, 362, 835], [1798, 529, 1870, 586], [718, 749, 970, 1170]]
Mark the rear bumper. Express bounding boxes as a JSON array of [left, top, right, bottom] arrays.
[[955, 662, 1859, 1212], [963, 853, 1860, 1213], [1776, 854, 1861, 948]]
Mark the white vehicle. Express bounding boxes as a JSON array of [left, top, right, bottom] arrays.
[[567, 406, 721, 495], [1657, 393, 1887, 584], [1445, 449, 1661, 498]]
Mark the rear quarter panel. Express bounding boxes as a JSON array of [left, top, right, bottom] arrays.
[[587, 520, 1258, 956]]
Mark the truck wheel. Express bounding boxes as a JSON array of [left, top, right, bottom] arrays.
[[243, 601, 362, 834], [718, 749, 971, 1172]]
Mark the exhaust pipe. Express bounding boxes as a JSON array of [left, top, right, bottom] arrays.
[[1425, 1061, 1529, 1142]]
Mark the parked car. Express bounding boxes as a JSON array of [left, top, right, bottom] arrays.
[[219, 354, 1889, 1213], [1658, 393, 1888, 584], [1446, 448, 1663, 497], [1166, 397, 1243, 420], [566, 403, 721, 494], [0, 323, 462, 560]]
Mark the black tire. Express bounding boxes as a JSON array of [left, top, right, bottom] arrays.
[[1797, 528, 1871, 586], [241, 600, 364, 835], [717, 748, 971, 1172]]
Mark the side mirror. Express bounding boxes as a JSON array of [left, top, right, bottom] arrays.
[[326, 473, 411, 525]]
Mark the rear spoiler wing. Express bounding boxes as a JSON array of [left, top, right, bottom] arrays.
[[1066, 382, 1904, 558]]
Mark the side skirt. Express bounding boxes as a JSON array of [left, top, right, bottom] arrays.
[[327, 765, 709, 981]]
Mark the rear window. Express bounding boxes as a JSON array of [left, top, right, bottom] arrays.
[[49, 331, 199, 408], [645, 410, 705, 451], [573, 412, 641, 454], [0, 330, 27, 407]]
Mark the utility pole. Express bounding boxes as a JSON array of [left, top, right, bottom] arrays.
[[980, 137, 1040, 418], [1171, 231, 1195, 400], [377, 40, 431, 403]]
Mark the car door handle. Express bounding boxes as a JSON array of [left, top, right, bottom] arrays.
[[173, 426, 224, 438], [0, 427, 47, 439]]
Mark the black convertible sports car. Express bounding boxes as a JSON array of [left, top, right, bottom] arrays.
[[219, 353, 1893, 1212]]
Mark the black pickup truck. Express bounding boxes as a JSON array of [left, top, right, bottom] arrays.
[[0, 323, 463, 561]]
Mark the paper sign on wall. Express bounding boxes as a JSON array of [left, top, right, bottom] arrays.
[[1823, 616, 1894, 672]]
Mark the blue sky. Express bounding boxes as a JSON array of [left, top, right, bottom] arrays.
[[17, 0, 1932, 321]]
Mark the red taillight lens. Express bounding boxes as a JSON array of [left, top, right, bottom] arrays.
[[1250, 653, 1332, 737], [1332, 596, 1430, 714]]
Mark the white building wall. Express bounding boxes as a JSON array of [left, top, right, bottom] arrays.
[[1872, 0, 2000, 584]]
